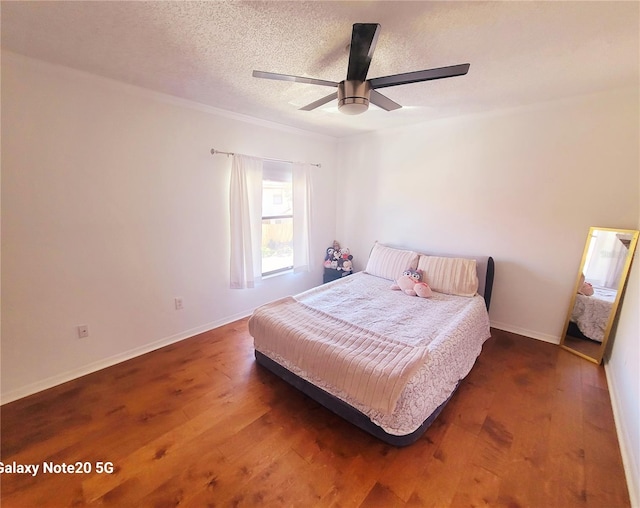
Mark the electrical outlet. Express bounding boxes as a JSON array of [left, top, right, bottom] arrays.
[[77, 325, 89, 338], [174, 297, 184, 310]]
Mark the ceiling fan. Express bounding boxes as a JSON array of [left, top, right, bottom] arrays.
[[253, 23, 470, 115]]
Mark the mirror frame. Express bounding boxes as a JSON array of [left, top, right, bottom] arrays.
[[560, 226, 639, 364]]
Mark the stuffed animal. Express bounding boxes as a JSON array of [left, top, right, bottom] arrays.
[[324, 247, 335, 268], [391, 268, 433, 298], [325, 247, 335, 261], [578, 273, 594, 296], [334, 248, 353, 272], [340, 248, 352, 261], [324, 242, 354, 275]]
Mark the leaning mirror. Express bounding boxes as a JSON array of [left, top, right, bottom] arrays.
[[560, 227, 639, 364]]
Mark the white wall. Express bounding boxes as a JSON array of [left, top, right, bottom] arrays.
[[335, 88, 639, 503], [1, 52, 338, 402], [606, 223, 640, 507], [336, 88, 639, 341]]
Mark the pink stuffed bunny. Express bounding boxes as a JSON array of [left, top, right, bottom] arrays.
[[391, 269, 433, 298], [578, 273, 594, 296]]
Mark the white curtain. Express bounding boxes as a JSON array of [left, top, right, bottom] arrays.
[[585, 231, 628, 289], [229, 154, 263, 288], [604, 237, 627, 288], [292, 162, 312, 273]]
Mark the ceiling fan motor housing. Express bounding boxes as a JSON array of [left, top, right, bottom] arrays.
[[338, 80, 371, 115]]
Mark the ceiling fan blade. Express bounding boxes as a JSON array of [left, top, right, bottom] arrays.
[[368, 63, 470, 90], [300, 92, 338, 111], [369, 90, 402, 111], [252, 70, 338, 87], [346, 23, 381, 82]]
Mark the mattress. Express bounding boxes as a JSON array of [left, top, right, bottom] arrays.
[[249, 271, 491, 436]]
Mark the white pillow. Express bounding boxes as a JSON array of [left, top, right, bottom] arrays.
[[364, 242, 419, 281], [417, 255, 479, 297]]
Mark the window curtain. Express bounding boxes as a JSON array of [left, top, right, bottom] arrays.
[[292, 162, 312, 273], [603, 237, 627, 288], [229, 154, 263, 288], [585, 232, 628, 289]]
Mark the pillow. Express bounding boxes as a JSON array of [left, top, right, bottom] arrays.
[[417, 255, 479, 297], [364, 242, 419, 281]]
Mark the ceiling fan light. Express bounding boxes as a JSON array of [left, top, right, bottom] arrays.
[[338, 80, 371, 115], [339, 98, 369, 115]]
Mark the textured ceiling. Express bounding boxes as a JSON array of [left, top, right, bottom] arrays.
[[2, 1, 638, 138]]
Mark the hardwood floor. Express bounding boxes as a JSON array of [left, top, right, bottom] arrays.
[[1, 323, 630, 507]]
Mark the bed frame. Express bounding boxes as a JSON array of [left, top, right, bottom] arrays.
[[254, 255, 495, 446]]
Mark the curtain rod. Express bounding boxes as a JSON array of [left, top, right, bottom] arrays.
[[210, 148, 321, 168]]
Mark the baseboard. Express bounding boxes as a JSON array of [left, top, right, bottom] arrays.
[[0, 310, 252, 405], [604, 359, 638, 508], [490, 321, 560, 344]]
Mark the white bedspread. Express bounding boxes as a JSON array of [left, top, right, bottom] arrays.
[[249, 297, 429, 414], [250, 272, 491, 435], [571, 286, 616, 343]]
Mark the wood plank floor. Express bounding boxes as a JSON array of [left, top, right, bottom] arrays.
[[0, 322, 630, 507]]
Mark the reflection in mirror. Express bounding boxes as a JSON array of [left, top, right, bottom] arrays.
[[560, 227, 639, 364]]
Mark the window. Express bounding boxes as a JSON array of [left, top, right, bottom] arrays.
[[261, 161, 293, 276], [229, 154, 310, 289]]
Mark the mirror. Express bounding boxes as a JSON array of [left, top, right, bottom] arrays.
[[560, 227, 639, 364]]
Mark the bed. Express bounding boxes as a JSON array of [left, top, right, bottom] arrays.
[[570, 286, 617, 343], [248, 243, 495, 446]]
